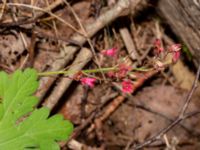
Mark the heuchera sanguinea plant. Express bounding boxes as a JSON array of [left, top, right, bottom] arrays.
[[0, 40, 181, 149], [75, 41, 181, 93]]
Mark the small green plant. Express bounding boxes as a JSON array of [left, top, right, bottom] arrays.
[[0, 69, 73, 150]]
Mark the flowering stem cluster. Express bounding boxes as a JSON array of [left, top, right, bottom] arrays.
[[38, 41, 181, 94]]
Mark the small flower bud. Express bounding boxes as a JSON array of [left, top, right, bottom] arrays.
[[101, 48, 117, 57]]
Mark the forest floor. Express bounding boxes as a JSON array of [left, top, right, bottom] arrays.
[[0, 0, 200, 150]]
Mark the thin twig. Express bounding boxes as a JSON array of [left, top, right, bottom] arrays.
[[179, 65, 200, 116], [133, 63, 200, 149]]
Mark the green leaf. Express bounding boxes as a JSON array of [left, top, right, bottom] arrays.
[[0, 69, 73, 150], [182, 44, 193, 61]]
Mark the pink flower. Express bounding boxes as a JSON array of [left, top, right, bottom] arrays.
[[107, 71, 116, 78], [168, 44, 181, 62], [172, 51, 181, 63], [122, 80, 134, 93], [154, 39, 161, 47], [154, 39, 164, 55], [168, 44, 181, 52], [80, 77, 96, 88], [117, 64, 132, 78], [101, 48, 117, 57]]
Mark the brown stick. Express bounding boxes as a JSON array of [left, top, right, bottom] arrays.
[[119, 27, 139, 62]]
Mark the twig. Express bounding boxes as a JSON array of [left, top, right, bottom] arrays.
[[68, 92, 118, 141], [132, 103, 200, 136], [133, 111, 200, 149], [63, 92, 119, 149], [179, 64, 200, 116], [119, 27, 140, 62], [133, 63, 200, 149]]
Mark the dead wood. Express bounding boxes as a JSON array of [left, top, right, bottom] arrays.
[[157, 0, 200, 64]]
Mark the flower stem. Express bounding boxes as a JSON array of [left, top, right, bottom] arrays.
[[38, 66, 156, 77], [38, 67, 118, 76]]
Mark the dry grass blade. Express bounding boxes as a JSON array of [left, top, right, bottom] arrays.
[[6, 2, 83, 35]]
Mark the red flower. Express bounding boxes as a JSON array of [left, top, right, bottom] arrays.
[[101, 48, 117, 57], [80, 77, 96, 88], [122, 80, 134, 93]]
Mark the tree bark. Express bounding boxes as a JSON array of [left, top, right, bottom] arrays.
[[157, 0, 200, 63]]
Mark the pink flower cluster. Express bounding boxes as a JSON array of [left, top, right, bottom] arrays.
[[153, 39, 181, 63], [107, 63, 132, 79], [76, 48, 134, 93], [101, 48, 134, 93], [78, 41, 181, 94]]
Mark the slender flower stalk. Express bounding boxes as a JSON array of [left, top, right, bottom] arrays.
[[38, 67, 117, 76]]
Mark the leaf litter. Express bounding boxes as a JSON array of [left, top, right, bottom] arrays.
[[0, 0, 200, 149]]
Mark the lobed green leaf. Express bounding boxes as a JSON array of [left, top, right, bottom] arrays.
[[0, 69, 73, 150]]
